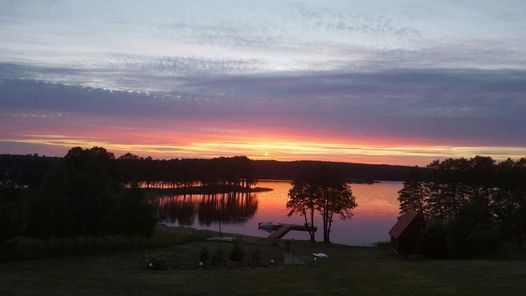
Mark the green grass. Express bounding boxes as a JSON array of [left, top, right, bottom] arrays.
[[1, 226, 526, 296], [2, 226, 211, 261]]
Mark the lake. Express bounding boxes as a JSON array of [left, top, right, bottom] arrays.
[[159, 180, 403, 246]]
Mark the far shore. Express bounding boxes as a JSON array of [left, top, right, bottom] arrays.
[[139, 178, 379, 196], [142, 185, 273, 195]]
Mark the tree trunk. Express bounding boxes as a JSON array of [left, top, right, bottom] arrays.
[[309, 207, 315, 241], [322, 206, 331, 243], [218, 219, 222, 238], [326, 212, 333, 243]]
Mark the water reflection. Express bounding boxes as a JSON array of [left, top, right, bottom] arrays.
[[159, 181, 403, 246], [159, 192, 258, 226]]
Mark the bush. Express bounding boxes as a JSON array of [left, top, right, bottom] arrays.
[[465, 223, 501, 257], [419, 223, 449, 258], [250, 249, 262, 267], [211, 247, 225, 265], [200, 246, 209, 263], [447, 200, 502, 258], [230, 243, 245, 262], [0, 184, 21, 245]]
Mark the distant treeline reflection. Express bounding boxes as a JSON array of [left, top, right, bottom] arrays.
[[158, 192, 258, 226]]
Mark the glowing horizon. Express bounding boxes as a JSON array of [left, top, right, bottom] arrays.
[[2, 133, 525, 166]]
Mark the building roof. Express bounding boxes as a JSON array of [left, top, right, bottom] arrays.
[[389, 210, 421, 239]]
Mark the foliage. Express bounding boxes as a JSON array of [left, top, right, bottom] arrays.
[[287, 180, 318, 241], [287, 165, 357, 243], [1, 153, 424, 191], [317, 183, 357, 243], [230, 243, 245, 261], [0, 154, 59, 187], [447, 198, 501, 258], [398, 166, 426, 214], [211, 247, 225, 265], [26, 158, 118, 240], [199, 246, 209, 263], [24, 147, 157, 243], [250, 248, 262, 267], [116, 155, 258, 189], [398, 156, 526, 258], [117, 186, 158, 243], [419, 223, 448, 259], [0, 181, 21, 244]]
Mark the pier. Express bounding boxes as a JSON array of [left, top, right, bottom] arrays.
[[267, 224, 317, 239]]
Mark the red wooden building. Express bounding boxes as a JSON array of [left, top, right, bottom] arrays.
[[389, 210, 425, 256]]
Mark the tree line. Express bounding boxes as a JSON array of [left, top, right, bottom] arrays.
[[0, 154, 416, 189], [398, 156, 526, 258], [255, 160, 414, 182], [0, 153, 258, 190], [0, 147, 262, 250], [116, 153, 257, 189], [0, 147, 157, 249]]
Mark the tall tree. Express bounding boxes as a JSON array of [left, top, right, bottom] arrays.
[[287, 181, 317, 241], [117, 186, 158, 244], [27, 147, 120, 242], [316, 183, 357, 243], [398, 166, 426, 215], [287, 166, 357, 243], [0, 181, 21, 245]]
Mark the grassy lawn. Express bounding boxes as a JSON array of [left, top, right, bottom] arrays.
[[1, 226, 526, 296]]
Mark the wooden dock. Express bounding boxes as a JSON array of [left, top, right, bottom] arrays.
[[267, 224, 317, 239]]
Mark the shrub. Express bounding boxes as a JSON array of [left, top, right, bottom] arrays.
[[419, 223, 449, 258], [211, 247, 225, 265], [200, 246, 209, 263], [250, 249, 262, 267], [447, 199, 501, 258], [230, 243, 245, 261]]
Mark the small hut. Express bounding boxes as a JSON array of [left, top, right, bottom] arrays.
[[389, 210, 425, 256]]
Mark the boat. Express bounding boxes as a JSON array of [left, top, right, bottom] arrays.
[[258, 221, 281, 231], [312, 253, 328, 259]]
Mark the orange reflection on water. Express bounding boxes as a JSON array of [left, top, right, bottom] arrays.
[[160, 180, 403, 246]]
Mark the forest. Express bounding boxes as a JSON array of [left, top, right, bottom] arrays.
[[0, 152, 413, 189], [399, 156, 526, 258]]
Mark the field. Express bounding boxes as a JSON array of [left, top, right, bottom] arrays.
[[1, 226, 526, 296]]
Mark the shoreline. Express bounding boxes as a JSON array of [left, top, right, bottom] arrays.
[[142, 186, 273, 195]]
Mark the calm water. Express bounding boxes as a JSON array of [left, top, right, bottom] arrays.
[[159, 180, 403, 246]]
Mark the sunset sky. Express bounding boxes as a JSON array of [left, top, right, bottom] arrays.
[[1, 0, 525, 165]]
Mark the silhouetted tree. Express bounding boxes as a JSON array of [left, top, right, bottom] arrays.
[[211, 247, 225, 265], [26, 147, 119, 242], [397, 155, 526, 257], [287, 180, 317, 241], [117, 186, 158, 244], [398, 166, 426, 216], [418, 222, 448, 258], [230, 243, 245, 261], [447, 196, 501, 258], [317, 182, 357, 243], [0, 181, 21, 245], [287, 166, 357, 243]]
